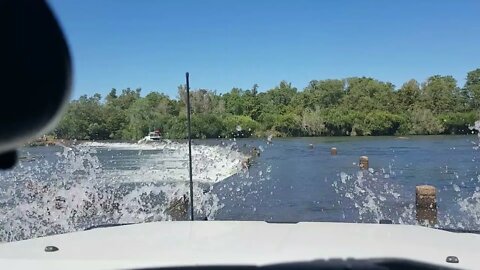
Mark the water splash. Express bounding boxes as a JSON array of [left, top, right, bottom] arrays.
[[333, 169, 406, 223], [84, 141, 245, 183], [0, 141, 246, 242], [457, 120, 480, 225], [333, 123, 480, 229], [470, 120, 480, 150]]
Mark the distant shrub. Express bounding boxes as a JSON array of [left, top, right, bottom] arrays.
[[273, 113, 303, 137], [222, 115, 259, 138], [438, 111, 478, 134], [409, 109, 444, 135]]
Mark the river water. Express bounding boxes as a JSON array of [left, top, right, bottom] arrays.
[[0, 135, 479, 241]]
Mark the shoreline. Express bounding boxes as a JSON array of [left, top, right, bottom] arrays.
[[23, 133, 479, 149]]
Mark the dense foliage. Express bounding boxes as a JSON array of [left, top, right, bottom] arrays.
[[54, 69, 480, 140]]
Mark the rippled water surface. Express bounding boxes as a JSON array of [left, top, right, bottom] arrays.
[[1, 135, 479, 241]]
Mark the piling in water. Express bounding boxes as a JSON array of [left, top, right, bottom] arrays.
[[309, 144, 314, 149], [331, 147, 337, 155], [242, 157, 251, 169], [359, 156, 368, 169], [415, 185, 437, 225], [165, 194, 189, 221]]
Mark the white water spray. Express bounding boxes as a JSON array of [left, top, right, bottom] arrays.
[[0, 141, 247, 242]]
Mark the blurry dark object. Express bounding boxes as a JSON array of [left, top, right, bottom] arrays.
[[0, 151, 17, 169], [0, 0, 71, 169]]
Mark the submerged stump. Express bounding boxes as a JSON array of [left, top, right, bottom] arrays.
[[165, 195, 189, 221], [242, 157, 252, 169], [359, 156, 369, 169], [415, 185, 437, 225], [251, 147, 260, 157], [331, 147, 337, 155]]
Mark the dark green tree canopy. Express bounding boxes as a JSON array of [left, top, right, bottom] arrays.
[[53, 69, 480, 140], [465, 69, 480, 108]]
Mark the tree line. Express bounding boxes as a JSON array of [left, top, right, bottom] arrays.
[[53, 69, 480, 140]]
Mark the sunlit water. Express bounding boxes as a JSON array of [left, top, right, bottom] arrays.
[[219, 134, 480, 226], [1, 128, 480, 242]]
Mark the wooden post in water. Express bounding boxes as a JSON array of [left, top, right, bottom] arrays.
[[359, 156, 369, 169], [165, 194, 189, 221], [242, 157, 251, 169], [415, 185, 437, 225], [331, 147, 337, 155]]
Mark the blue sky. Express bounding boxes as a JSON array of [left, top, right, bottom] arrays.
[[48, 0, 480, 99]]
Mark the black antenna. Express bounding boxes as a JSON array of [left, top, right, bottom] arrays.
[[186, 72, 194, 221]]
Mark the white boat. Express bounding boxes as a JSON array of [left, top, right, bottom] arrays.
[[138, 130, 162, 144], [0, 221, 478, 269]]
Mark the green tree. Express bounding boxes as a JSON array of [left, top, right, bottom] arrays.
[[302, 109, 326, 136], [322, 109, 358, 136], [409, 108, 444, 135], [421, 75, 463, 114], [342, 77, 395, 112], [104, 106, 127, 139], [273, 113, 303, 136], [222, 115, 259, 138], [53, 68, 480, 140], [262, 81, 298, 115], [438, 112, 478, 134], [243, 84, 262, 120], [54, 94, 108, 140], [362, 111, 405, 136], [111, 88, 141, 110], [222, 88, 246, 115], [465, 69, 480, 109], [303, 79, 345, 110], [396, 79, 421, 111], [191, 114, 225, 138]]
